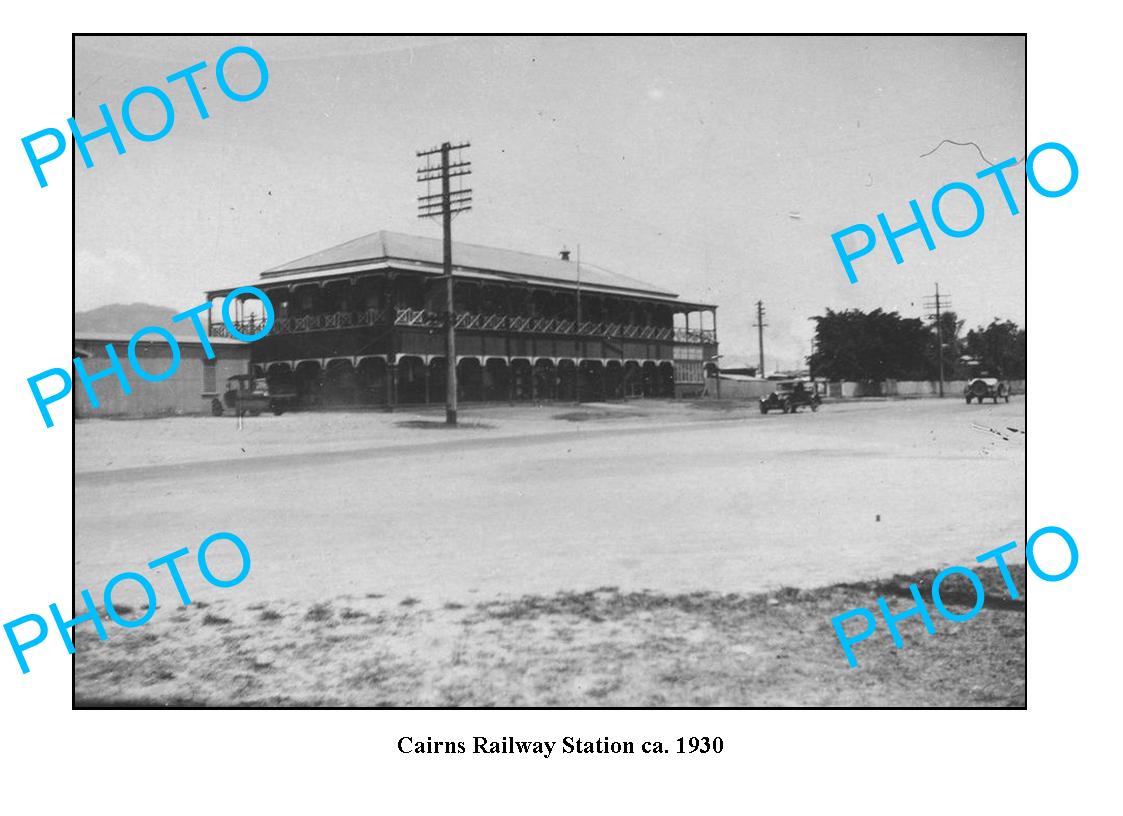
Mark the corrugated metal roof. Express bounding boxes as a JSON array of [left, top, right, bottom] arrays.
[[75, 330, 245, 346], [260, 230, 680, 298]]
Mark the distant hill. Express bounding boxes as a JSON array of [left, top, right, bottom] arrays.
[[75, 303, 189, 338]]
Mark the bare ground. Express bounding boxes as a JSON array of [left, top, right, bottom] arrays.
[[74, 398, 1026, 707], [74, 563, 1025, 708]]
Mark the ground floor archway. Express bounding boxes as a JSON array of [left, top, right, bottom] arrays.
[[557, 359, 577, 401], [577, 360, 605, 402], [658, 361, 675, 397], [457, 358, 484, 403], [483, 359, 510, 401], [397, 356, 427, 404], [294, 360, 323, 406], [357, 357, 388, 405], [324, 359, 358, 405]]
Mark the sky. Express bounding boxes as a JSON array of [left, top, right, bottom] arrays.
[[74, 35, 1025, 371]]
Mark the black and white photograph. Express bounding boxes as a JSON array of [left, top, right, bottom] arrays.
[[71, 34, 1026, 708]]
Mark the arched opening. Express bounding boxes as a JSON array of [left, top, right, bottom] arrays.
[[622, 361, 642, 398], [323, 359, 357, 405], [483, 359, 510, 401], [641, 361, 659, 397], [357, 357, 388, 405], [605, 360, 623, 400], [578, 360, 605, 402], [532, 290, 554, 318], [292, 284, 321, 318], [294, 360, 323, 406], [428, 358, 447, 404], [457, 358, 484, 402], [266, 363, 294, 402], [533, 359, 555, 401], [510, 359, 533, 401], [323, 279, 353, 314], [557, 359, 577, 401], [397, 356, 427, 404], [658, 362, 676, 397], [396, 275, 426, 310]]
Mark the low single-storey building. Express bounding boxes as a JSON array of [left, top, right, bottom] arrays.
[[73, 331, 252, 418]]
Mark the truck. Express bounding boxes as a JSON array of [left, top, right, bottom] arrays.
[[209, 374, 296, 417]]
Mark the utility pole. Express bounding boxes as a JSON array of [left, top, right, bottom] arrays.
[[575, 243, 582, 326], [923, 283, 951, 398], [575, 243, 583, 402], [417, 141, 471, 424], [753, 300, 767, 377]]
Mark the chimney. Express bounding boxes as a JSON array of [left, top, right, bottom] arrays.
[[559, 248, 571, 261]]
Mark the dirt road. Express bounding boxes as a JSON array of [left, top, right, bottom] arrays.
[[75, 397, 1025, 607]]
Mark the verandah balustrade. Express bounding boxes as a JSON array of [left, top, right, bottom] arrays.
[[210, 307, 715, 344]]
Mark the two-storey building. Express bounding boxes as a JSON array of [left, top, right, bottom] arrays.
[[205, 231, 717, 407]]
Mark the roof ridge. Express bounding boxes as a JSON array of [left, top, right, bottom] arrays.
[[259, 229, 686, 299], [383, 229, 615, 271]]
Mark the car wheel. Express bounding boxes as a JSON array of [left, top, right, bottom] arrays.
[[1005, 394, 1010, 403], [781, 403, 790, 414], [760, 404, 768, 414], [271, 402, 285, 416], [811, 401, 819, 412], [211, 399, 223, 416], [249, 409, 262, 417]]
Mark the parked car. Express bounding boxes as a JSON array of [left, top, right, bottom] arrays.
[[760, 380, 822, 414], [211, 374, 294, 417], [964, 376, 1010, 404]]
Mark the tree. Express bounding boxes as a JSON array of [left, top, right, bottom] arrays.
[[926, 310, 966, 381], [809, 308, 931, 381], [963, 319, 1026, 378]]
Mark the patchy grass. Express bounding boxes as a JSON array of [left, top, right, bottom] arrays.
[[258, 609, 284, 622], [75, 565, 1025, 708], [688, 399, 756, 413], [553, 410, 648, 422], [395, 420, 496, 430], [304, 603, 334, 622]]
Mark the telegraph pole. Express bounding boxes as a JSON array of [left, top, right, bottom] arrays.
[[417, 141, 471, 424], [923, 283, 951, 398], [753, 300, 767, 377]]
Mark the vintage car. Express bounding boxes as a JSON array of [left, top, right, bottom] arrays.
[[964, 376, 1010, 404], [759, 380, 822, 414], [211, 374, 294, 417]]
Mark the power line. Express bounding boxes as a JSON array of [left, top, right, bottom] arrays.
[[922, 283, 952, 398], [417, 140, 472, 425], [753, 300, 768, 377]]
